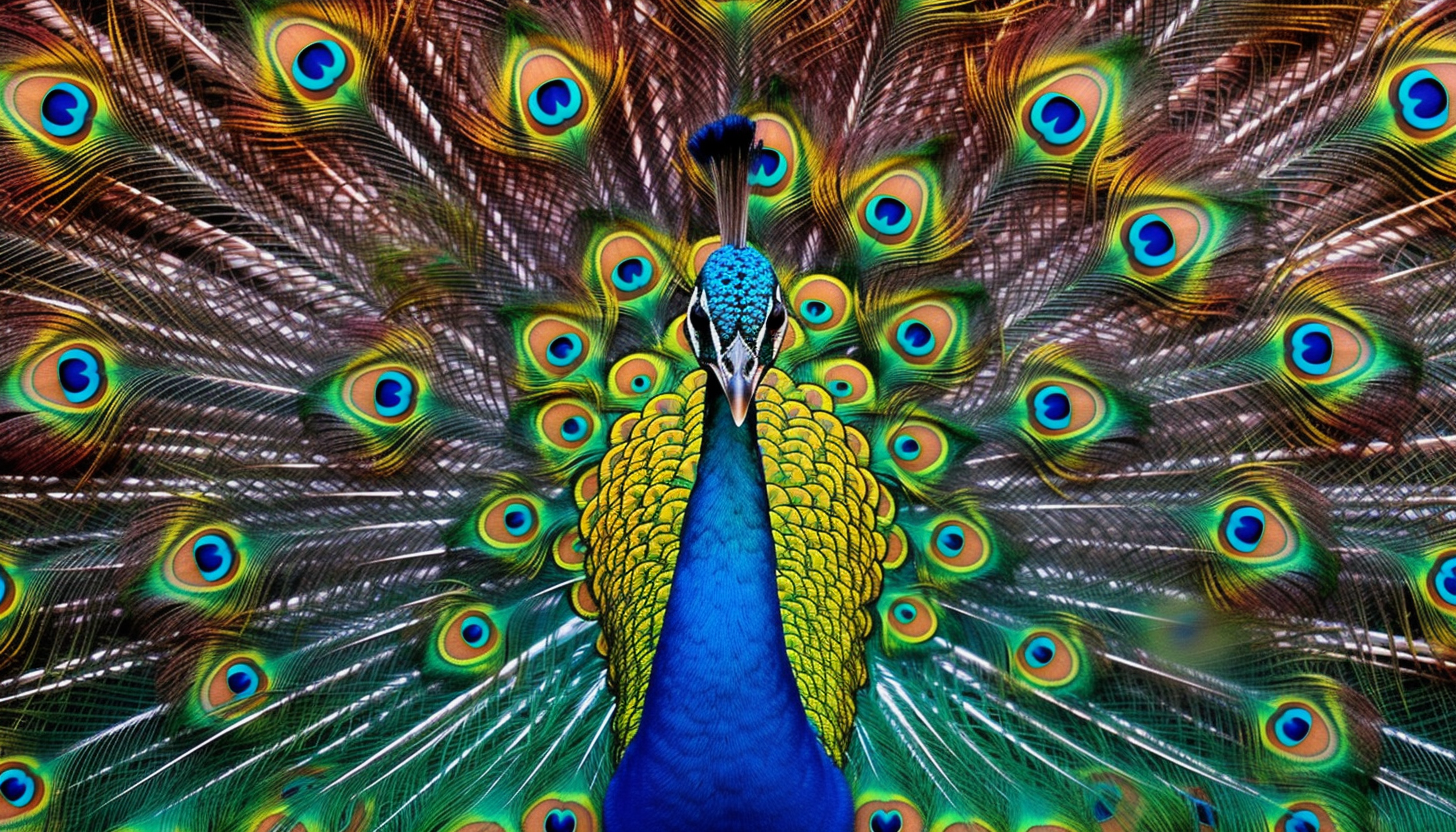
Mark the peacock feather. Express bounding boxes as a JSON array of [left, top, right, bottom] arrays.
[[1, 0, 1456, 831]]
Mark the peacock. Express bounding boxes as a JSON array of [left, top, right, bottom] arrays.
[[3, 0, 1456, 829]]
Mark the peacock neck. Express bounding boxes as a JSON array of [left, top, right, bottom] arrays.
[[603, 384, 853, 831]]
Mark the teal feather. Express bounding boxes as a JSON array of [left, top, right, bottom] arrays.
[[2, 1, 1456, 831]]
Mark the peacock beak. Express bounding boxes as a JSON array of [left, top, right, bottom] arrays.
[[715, 334, 762, 426]]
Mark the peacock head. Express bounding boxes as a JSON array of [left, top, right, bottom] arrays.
[[686, 245, 788, 426]]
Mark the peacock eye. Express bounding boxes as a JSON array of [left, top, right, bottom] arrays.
[[525, 317, 592, 377], [523, 798, 597, 832], [518, 51, 589, 136], [0, 566, 15, 620], [596, 232, 663, 300], [538, 401, 597, 451], [1121, 206, 1208, 277], [1021, 69, 1106, 155], [887, 301, 957, 366], [271, 21, 358, 100], [1216, 499, 1292, 560], [1090, 781, 1124, 824], [0, 761, 43, 820], [609, 354, 668, 400], [1014, 630, 1079, 686], [202, 655, 269, 715], [1425, 551, 1456, 612], [1025, 379, 1103, 437], [748, 114, 797, 196], [766, 300, 787, 332], [5, 74, 98, 145], [886, 422, 948, 476], [1265, 701, 1334, 760], [344, 365, 420, 424], [854, 801, 923, 832], [1276, 804, 1334, 832], [1390, 63, 1456, 138], [477, 494, 543, 551], [884, 595, 937, 643], [927, 519, 989, 573], [166, 528, 243, 591], [1282, 317, 1371, 382], [819, 359, 874, 407], [857, 171, 927, 245], [791, 275, 852, 332], [23, 343, 108, 410], [438, 608, 502, 666]]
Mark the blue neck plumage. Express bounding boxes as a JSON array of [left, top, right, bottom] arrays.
[[603, 384, 853, 831]]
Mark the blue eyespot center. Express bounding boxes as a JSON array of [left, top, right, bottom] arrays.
[[611, 257, 653, 292], [1398, 69, 1449, 132], [869, 809, 903, 832], [1128, 214, 1176, 268], [460, 616, 490, 649], [1025, 635, 1057, 668], [630, 374, 651, 393], [1224, 506, 1266, 554], [193, 534, 235, 583], [892, 602, 918, 624], [1287, 809, 1321, 832], [800, 299, 833, 325], [828, 379, 853, 397], [0, 768, 35, 807], [1032, 385, 1072, 431], [528, 78, 583, 127], [292, 40, 348, 93], [749, 147, 787, 188], [1433, 557, 1456, 605], [503, 504, 535, 537], [41, 82, 90, 138], [547, 334, 583, 367], [893, 434, 921, 461], [1091, 783, 1123, 822], [896, 320, 936, 357], [1030, 92, 1086, 146], [1289, 322, 1334, 376], [936, 526, 965, 555], [1275, 707, 1313, 746], [866, 195, 912, 236], [56, 348, 103, 404], [560, 415, 588, 441], [226, 664, 260, 697], [373, 370, 415, 418], [544, 808, 577, 832]]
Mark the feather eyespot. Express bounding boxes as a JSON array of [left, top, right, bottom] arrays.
[[538, 400, 598, 451], [477, 495, 543, 551], [5, 74, 98, 145], [1276, 803, 1335, 832], [887, 302, 955, 365], [1215, 499, 1293, 561], [885, 596, 937, 643], [927, 519, 989, 573], [855, 800, 924, 832], [1424, 551, 1456, 612], [596, 233, 662, 301], [0, 566, 16, 621], [1022, 69, 1106, 155], [792, 275, 852, 331], [886, 422, 948, 476], [1264, 701, 1335, 760], [1121, 206, 1208, 277], [270, 21, 358, 100], [1026, 380, 1103, 437], [820, 359, 874, 407], [344, 365, 420, 425], [1390, 63, 1456, 138], [523, 798, 597, 832], [526, 318, 591, 376], [23, 342, 108, 411], [437, 608, 503, 668], [518, 51, 589, 136], [0, 761, 44, 820], [857, 171, 927, 245], [202, 655, 269, 716], [749, 115, 797, 196], [1014, 631, 1079, 686], [609, 354, 668, 400], [166, 528, 244, 591], [1281, 317, 1372, 382]]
